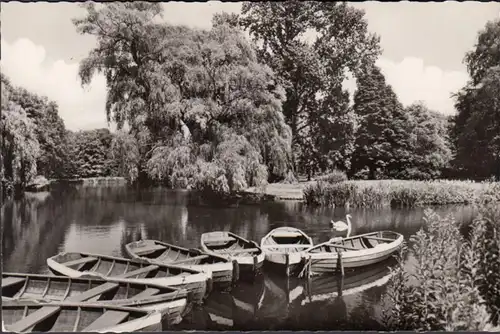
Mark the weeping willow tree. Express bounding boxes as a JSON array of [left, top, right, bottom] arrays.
[[73, 2, 292, 193]]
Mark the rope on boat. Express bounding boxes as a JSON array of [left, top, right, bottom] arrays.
[[298, 255, 312, 278]]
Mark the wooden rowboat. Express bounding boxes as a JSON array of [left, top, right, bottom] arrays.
[[304, 231, 403, 274], [2, 272, 192, 326], [2, 300, 162, 333], [200, 231, 265, 278], [260, 227, 313, 276], [46, 252, 211, 304], [125, 239, 237, 291]]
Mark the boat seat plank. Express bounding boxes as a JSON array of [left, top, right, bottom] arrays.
[[117, 265, 158, 278], [8, 306, 61, 333], [66, 282, 119, 302], [363, 236, 394, 243], [131, 288, 160, 300], [174, 255, 209, 264], [134, 244, 167, 256], [204, 236, 236, 243], [328, 244, 360, 251], [61, 257, 98, 267], [82, 310, 129, 332], [2, 276, 26, 288], [272, 233, 302, 238], [264, 244, 311, 249], [220, 248, 259, 254]]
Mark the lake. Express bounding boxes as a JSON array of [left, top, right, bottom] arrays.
[[1, 184, 479, 330]]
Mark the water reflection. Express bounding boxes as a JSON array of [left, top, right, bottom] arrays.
[[1, 185, 484, 330]]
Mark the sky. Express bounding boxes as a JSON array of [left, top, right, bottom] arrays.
[[1, 1, 499, 131]]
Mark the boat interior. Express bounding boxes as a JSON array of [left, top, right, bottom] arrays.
[[129, 240, 227, 265], [309, 231, 400, 253], [51, 253, 195, 278], [202, 233, 261, 256], [2, 303, 146, 332], [2, 273, 183, 303]]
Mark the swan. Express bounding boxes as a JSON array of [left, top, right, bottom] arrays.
[[330, 214, 353, 241]]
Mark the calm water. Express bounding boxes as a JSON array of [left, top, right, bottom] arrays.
[[1, 184, 479, 330]]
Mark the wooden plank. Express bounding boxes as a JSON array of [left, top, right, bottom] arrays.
[[66, 282, 119, 302], [131, 288, 160, 300], [61, 257, 98, 268], [329, 244, 359, 251], [117, 265, 158, 279], [204, 236, 236, 243], [174, 255, 209, 264], [134, 244, 167, 256], [7, 306, 61, 333], [363, 236, 395, 243], [82, 310, 130, 332], [2, 276, 27, 288], [220, 248, 259, 255], [264, 244, 311, 249]]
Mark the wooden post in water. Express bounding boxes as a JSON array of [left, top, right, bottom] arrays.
[[307, 255, 312, 278], [337, 250, 345, 276], [285, 254, 290, 277]]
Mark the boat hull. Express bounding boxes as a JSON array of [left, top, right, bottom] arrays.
[[2, 273, 192, 326], [125, 240, 234, 292], [176, 262, 234, 292], [1, 301, 163, 333], [46, 258, 210, 305], [305, 232, 404, 274], [263, 251, 305, 276], [200, 231, 266, 280]]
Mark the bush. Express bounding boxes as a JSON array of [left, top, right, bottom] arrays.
[[304, 179, 500, 208], [381, 208, 500, 331], [315, 170, 348, 183]]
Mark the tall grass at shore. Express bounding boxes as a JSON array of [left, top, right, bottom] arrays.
[[304, 179, 500, 208], [381, 206, 500, 331]]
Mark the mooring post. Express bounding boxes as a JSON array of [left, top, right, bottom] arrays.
[[337, 250, 345, 276], [307, 255, 312, 278], [285, 254, 290, 277]]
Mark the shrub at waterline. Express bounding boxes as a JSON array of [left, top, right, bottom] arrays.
[[381, 208, 500, 331], [304, 179, 500, 208]]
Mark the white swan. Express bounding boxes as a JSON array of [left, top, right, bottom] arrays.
[[330, 214, 352, 242]]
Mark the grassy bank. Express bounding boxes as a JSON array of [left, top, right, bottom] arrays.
[[304, 179, 500, 208]]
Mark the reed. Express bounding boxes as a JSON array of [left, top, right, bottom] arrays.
[[381, 208, 500, 331], [304, 179, 500, 208]]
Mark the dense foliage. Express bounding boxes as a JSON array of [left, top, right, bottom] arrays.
[[74, 2, 292, 193], [240, 1, 381, 178], [451, 19, 500, 181], [382, 207, 500, 331], [65, 129, 118, 179], [1, 74, 40, 194]]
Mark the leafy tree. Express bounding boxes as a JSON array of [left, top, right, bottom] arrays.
[[400, 102, 453, 179], [7, 86, 67, 179], [1, 75, 40, 194], [452, 19, 500, 180], [65, 129, 118, 178], [73, 2, 292, 192], [351, 66, 410, 179], [240, 1, 380, 177]]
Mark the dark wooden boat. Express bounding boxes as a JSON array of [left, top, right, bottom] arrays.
[[200, 231, 265, 278], [304, 231, 403, 274], [125, 239, 237, 291], [2, 272, 192, 326], [260, 227, 313, 276], [1, 300, 162, 333], [46, 252, 211, 304]]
